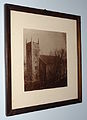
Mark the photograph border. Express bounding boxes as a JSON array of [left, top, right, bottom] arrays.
[[5, 3, 82, 116]]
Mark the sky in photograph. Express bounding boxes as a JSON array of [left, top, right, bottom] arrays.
[[23, 28, 66, 58]]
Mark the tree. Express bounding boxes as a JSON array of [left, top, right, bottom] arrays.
[[46, 48, 67, 87]]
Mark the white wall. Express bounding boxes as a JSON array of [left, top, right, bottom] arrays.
[[0, 0, 87, 119]]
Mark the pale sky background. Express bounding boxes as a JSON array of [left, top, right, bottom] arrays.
[[23, 28, 66, 60]]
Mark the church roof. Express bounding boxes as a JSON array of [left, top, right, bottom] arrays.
[[40, 55, 57, 65]]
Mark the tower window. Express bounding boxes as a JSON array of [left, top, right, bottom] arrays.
[[35, 66, 38, 70]]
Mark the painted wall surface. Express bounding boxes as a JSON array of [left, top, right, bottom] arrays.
[[0, 0, 87, 120]]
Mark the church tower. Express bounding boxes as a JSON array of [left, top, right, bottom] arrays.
[[26, 39, 40, 82]]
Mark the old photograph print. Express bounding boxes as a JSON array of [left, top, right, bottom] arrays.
[[23, 29, 67, 91]]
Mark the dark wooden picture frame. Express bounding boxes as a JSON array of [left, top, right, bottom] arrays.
[[5, 3, 82, 116]]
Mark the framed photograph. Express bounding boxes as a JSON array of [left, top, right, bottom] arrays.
[[5, 3, 82, 116]]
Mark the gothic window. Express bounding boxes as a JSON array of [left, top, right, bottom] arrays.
[[35, 66, 38, 70], [34, 50, 38, 57], [35, 73, 38, 80]]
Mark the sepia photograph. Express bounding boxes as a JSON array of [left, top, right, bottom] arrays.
[[23, 29, 67, 91]]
